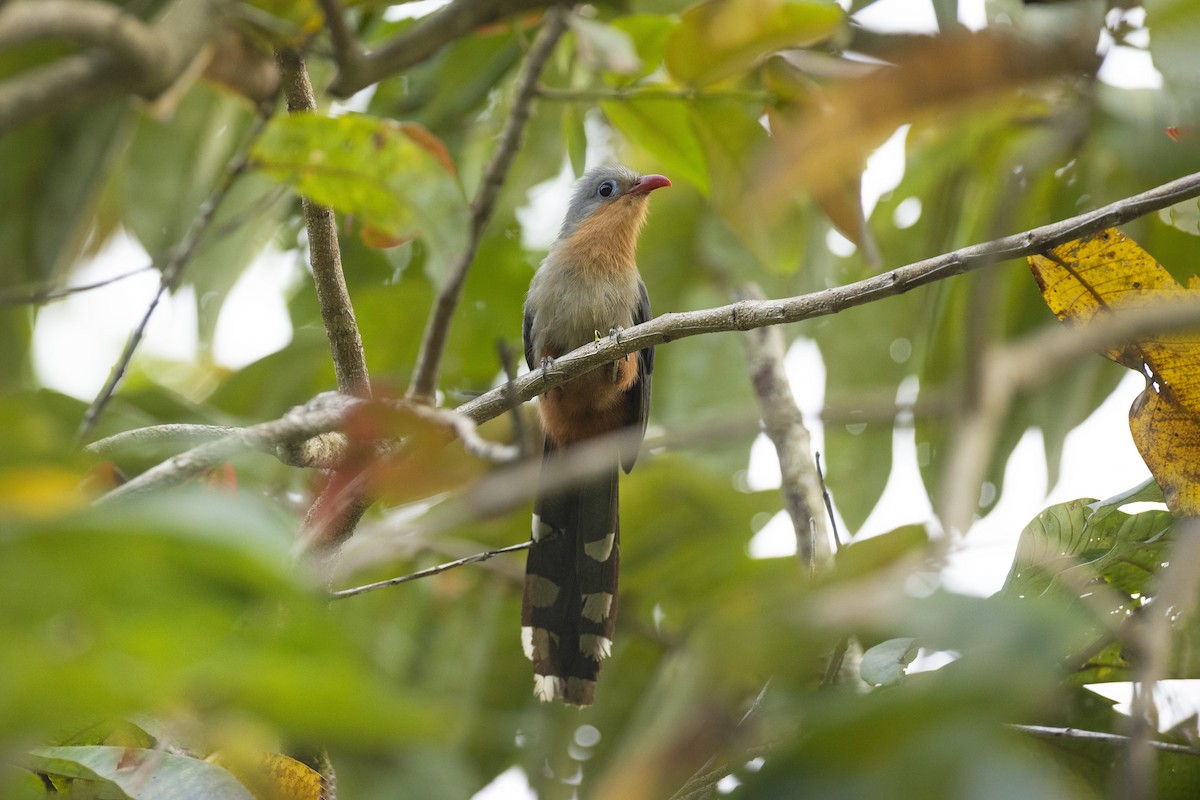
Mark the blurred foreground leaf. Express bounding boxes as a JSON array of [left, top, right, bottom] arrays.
[[664, 0, 843, 87], [30, 746, 255, 800], [0, 490, 443, 748]]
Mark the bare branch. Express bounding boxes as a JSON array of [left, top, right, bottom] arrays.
[[536, 85, 776, 104], [277, 46, 373, 548], [330, 540, 534, 599], [325, 0, 556, 98], [75, 112, 269, 444], [277, 48, 370, 401], [456, 169, 1200, 425], [738, 284, 830, 574], [407, 6, 567, 403], [86, 424, 241, 456], [94, 396, 353, 504], [1012, 724, 1200, 756], [0, 0, 231, 136], [92, 393, 520, 504], [0, 265, 154, 307]]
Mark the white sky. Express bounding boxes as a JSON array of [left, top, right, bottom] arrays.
[[26, 0, 1180, 795]]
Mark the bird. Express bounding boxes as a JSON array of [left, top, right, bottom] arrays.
[[520, 164, 670, 705]]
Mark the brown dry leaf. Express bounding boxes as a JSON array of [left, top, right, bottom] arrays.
[[314, 399, 483, 525], [1028, 228, 1200, 515], [398, 122, 457, 177], [755, 30, 1098, 213]]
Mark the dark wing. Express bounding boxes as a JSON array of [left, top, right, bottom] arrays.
[[522, 302, 536, 372], [620, 278, 654, 474]]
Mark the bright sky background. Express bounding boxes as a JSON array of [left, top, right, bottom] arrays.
[[27, 0, 1186, 796]]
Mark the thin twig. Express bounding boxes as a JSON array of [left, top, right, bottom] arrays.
[[666, 684, 772, 800], [325, 0, 554, 97], [815, 453, 842, 551], [535, 85, 776, 104], [75, 112, 270, 445], [330, 540, 533, 599], [0, 265, 154, 307], [821, 635, 851, 687], [407, 6, 567, 403]]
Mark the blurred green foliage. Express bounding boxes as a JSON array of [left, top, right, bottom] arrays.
[[5, 0, 1200, 797]]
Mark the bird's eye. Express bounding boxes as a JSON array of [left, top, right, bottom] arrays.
[[597, 180, 617, 198]]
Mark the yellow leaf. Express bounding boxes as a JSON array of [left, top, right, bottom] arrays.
[[1028, 228, 1200, 516], [1028, 228, 1181, 367], [210, 751, 324, 800], [0, 466, 85, 519], [1129, 387, 1200, 515]]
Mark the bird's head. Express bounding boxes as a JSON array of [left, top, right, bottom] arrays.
[[557, 165, 671, 242]]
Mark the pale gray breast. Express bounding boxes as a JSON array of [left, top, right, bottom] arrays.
[[526, 260, 641, 356]]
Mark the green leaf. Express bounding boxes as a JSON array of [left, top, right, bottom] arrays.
[[621, 456, 783, 631], [0, 390, 89, 469], [30, 746, 253, 800], [665, 0, 843, 87], [1159, 198, 1200, 236], [1145, 0, 1200, 99], [121, 85, 257, 260], [207, 327, 336, 420], [1000, 496, 1173, 603], [562, 103, 588, 178], [861, 637, 919, 686], [0, 103, 128, 289], [0, 491, 444, 748], [250, 113, 468, 280], [833, 524, 929, 582], [369, 26, 520, 144], [570, 17, 642, 75], [601, 97, 710, 193], [609, 15, 675, 84], [120, 84, 283, 347]]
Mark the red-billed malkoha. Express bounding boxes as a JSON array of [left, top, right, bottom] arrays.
[[521, 164, 670, 705]]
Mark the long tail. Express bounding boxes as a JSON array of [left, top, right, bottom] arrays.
[[521, 441, 619, 706]]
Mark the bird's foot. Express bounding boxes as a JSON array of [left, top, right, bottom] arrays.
[[605, 327, 627, 383], [540, 355, 555, 386]]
